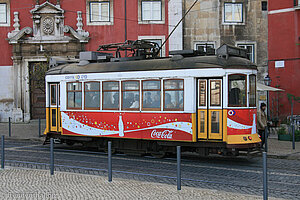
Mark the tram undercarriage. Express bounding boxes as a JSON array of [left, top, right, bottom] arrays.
[[44, 133, 260, 157]]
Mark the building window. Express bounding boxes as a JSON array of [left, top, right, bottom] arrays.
[[87, 1, 113, 25], [138, 0, 164, 24], [224, 3, 243, 23], [142, 1, 162, 21], [138, 36, 166, 56], [67, 82, 82, 109], [163, 79, 184, 111], [142, 80, 161, 111], [237, 43, 255, 63], [122, 81, 140, 110], [0, 3, 7, 24], [90, 2, 110, 22], [102, 81, 119, 110], [194, 42, 215, 53], [261, 1, 267, 11], [228, 74, 247, 107], [84, 82, 100, 110]]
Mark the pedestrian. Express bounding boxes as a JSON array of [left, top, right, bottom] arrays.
[[257, 102, 267, 148]]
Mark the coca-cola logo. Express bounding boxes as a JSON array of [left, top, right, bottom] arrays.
[[151, 130, 173, 139]]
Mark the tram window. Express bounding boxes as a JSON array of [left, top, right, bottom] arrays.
[[163, 79, 184, 111], [50, 84, 57, 106], [142, 80, 161, 110], [67, 82, 82, 109], [122, 81, 140, 110], [103, 81, 119, 110], [228, 74, 246, 107], [84, 82, 100, 110], [210, 80, 221, 106], [249, 75, 256, 107], [199, 80, 206, 107]]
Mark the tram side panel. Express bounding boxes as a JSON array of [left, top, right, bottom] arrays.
[[225, 108, 261, 147], [61, 111, 195, 142]]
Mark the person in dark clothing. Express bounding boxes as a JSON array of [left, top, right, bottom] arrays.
[[257, 103, 267, 147]]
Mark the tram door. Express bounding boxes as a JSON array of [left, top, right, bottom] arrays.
[[197, 79, 223, 140], [49, 83, 61, 132]]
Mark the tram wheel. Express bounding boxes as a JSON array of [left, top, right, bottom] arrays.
[[151, 151, 166, 158], [66, 141, 75, 146]]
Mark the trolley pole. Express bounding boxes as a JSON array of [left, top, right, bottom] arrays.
[[50, 138, 54, 175], [1, 135, 4, 169], [108, 141, 112, 182], [263, 152, 268, 200], [177, 146, 181, 190], [8, 117, 11, 137]]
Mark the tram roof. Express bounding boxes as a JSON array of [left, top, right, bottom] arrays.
[[46, 55, 257, 75]]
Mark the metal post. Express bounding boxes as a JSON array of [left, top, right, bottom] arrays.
[[263, 152, 268, 200], [1, 135, 4, 169], [264, 127, 268, 152], [291, 101, 295, 150], [108, 141, 112, 182], [177, 146, 181, 190], [8, 117, 11, 137], [38, 118, 41, 137], [50, 138, 54, 175]]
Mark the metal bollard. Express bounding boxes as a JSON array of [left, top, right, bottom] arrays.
[[1, 135, 4, 169], [264, 127, 268, 152], [292, 123, 295, 150], [177, 146, 181, 190], [108, 141, 112, 182], [263, 152, 268, 200], [8, 117, 11, 137], [38, 118, 41, 138], [50, 138, 54, 175]]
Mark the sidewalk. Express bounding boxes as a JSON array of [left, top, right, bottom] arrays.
[[0, 167, 282, 200], [0, 120, 300, 160]]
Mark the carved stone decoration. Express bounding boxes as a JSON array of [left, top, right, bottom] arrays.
[[63, 25, 89, 43], [7, 1, 89, 44], [42, 17, 54, 34], [76, 11, 89, 38], [7, 12, 20, 38], [7, 27, 33, 44]]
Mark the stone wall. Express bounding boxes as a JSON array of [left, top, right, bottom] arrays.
[[0, 66, 14, 122]]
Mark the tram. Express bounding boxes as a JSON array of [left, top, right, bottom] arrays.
[[44, 41, 260, 156]]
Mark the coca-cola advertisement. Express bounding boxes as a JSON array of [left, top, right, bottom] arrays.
[[61, 111, 194, 141]]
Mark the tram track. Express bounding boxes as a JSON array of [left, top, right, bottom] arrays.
[[2, 140, 300, 199]]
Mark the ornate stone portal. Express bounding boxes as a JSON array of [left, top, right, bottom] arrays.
[[7, 1, 89, 122]]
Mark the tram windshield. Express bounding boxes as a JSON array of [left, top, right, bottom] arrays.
[[228, 74, 246, 107]]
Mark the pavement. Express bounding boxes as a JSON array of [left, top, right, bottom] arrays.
[[0, 167, 282, 200], [0, 120, 298, 199]]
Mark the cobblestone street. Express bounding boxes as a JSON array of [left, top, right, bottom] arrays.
[[0, 167, 283, 200]]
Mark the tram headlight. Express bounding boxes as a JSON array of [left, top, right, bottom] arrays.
[[248, 136, 252, 140]]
